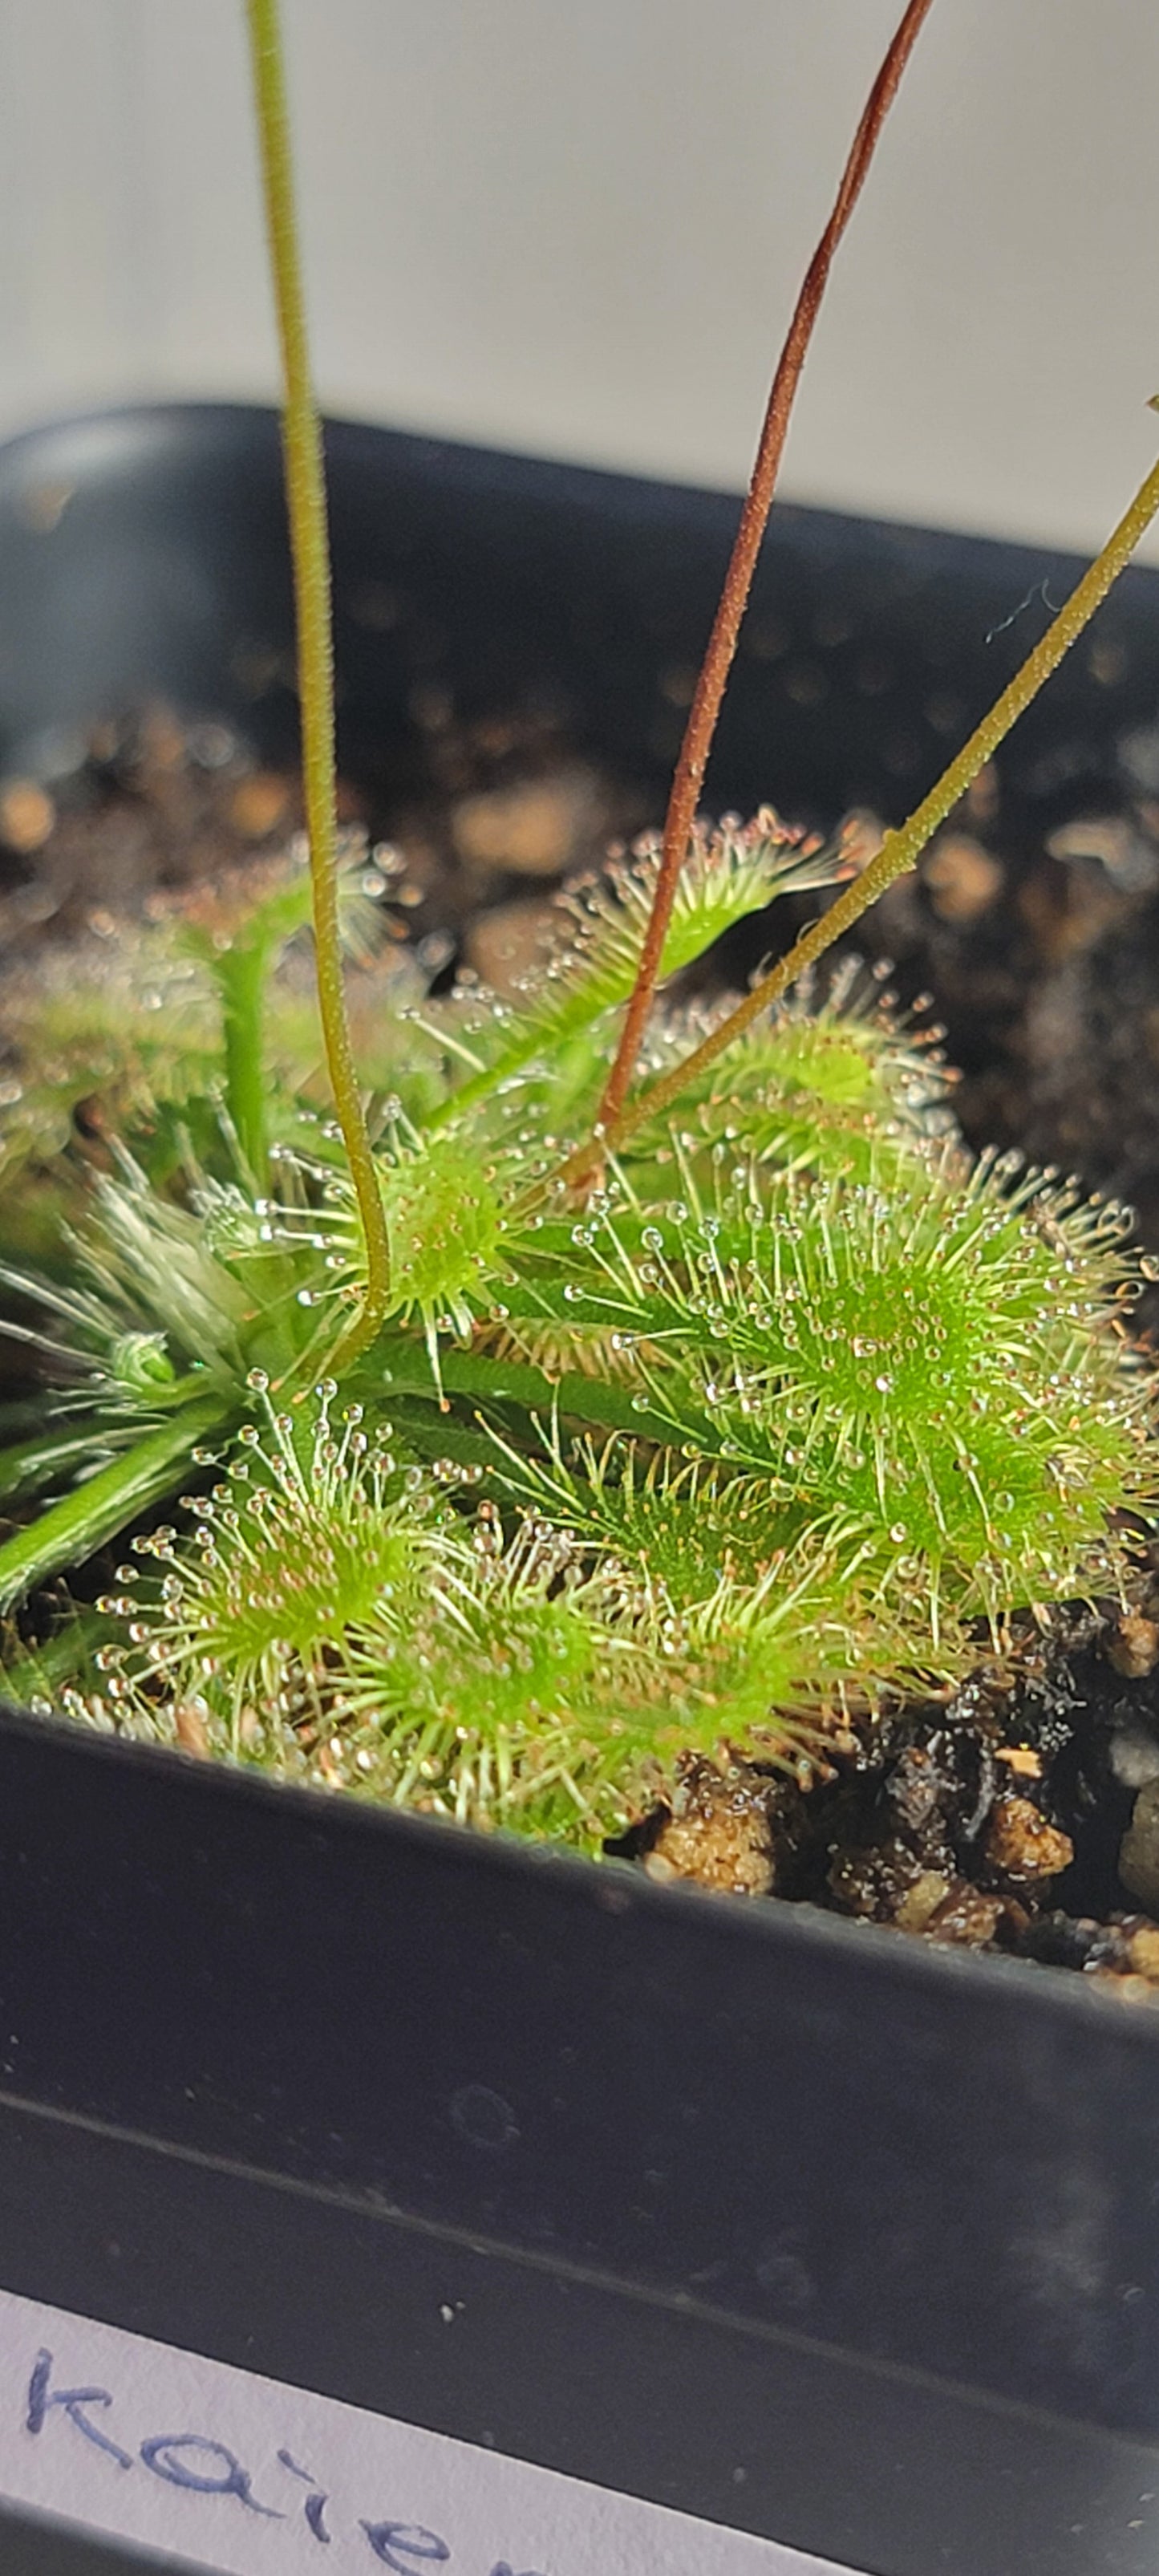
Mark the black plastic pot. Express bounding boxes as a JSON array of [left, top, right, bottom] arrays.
[[3, 1704, 1159, 2576], [4, 408, 1159, 2576], [2, 403, 1159, 841]]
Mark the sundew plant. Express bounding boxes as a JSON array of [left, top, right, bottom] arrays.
[[2, 0, 1159, 1850]]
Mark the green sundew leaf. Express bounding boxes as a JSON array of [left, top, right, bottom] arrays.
[[380, 1138, 502, 1315], [461, 1354, 676, 1450], [54, 1170, 255, 1392], [136, 1421, 437, 1688], [308, 1134, 508, 1372], [331, 1529, 667, 1846], [621, 1162, 1153, 1618], [373, 1398, 502, 1475], [180, 830, 380, 980], [0, 1604, 117, 1707], [423, 811, 845, 1130], [752, 1013, 907, 1110], [180, 871, 316, 977], [371, 1340, 680, 1455], [333, 1517, 851, 1848], [20, 1150, 334, 1406], [0, 1423, 144, 1509], [481, 1143, 1156, 1636], [439, 1349, 563, 1409], [0, 937, 221, 1192], [614, 1001, 956, 1203], [0, 1393, 231, 1614], [488, 1434, 800, 1600]]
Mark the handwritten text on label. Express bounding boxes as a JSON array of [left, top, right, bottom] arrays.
[[0, 2285, 862, 2576]]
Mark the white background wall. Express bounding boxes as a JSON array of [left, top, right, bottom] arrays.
[[1, 1, 1157, 557]]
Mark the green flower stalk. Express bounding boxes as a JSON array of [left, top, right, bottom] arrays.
[[243, 0, 391, 1367]]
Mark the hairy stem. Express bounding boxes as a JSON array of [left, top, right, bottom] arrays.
[[244, 0, 390, 1368], [563, 444, 1159, 1174], [589, 0, 935, 1152]]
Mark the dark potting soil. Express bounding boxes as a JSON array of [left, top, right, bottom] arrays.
[[612, 1578, 1159, 1992], [7, 711, 1159, 1983], [0, 703, 630, 994]]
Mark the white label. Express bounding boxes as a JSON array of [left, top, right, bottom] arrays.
[[0, 2286, 869, 2576]]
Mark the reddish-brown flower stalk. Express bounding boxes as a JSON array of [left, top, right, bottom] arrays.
[[587, 0, 935, 1164], [563, 436, 1159, 1174]]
